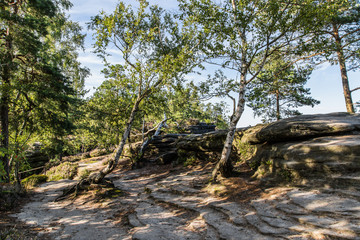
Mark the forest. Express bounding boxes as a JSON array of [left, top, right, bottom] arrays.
[[2, 0, 360, 239], [1, 0, 360, 189]]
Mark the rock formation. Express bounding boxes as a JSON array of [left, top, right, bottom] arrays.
[[243, 112, 360, 189], [141, 112, 360, 189]]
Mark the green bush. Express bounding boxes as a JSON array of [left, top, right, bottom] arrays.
[[46, 162, 78, 181], [183, 155, 198, 167], [89, 148, 108, 158], [0, 227, 37, 240], [233, 140, 256, 163], [21, 174, 48, 188], [77, 168, 90, 179]]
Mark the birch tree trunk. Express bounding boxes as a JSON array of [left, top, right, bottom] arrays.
[[211, 0, 249, 180], [212, 80, 247, 180], [276, 91, 280, 121], [89, 98, 141, 184]]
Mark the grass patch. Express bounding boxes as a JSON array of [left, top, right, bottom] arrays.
[[21, 174, 48, 189], [46, 162, 78, 181], [233, 140, 256, 163], [77, 169, 90, 179], [0, 227, 37, 240]]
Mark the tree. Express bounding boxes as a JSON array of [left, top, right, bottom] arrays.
[[0, 0, 86, 182], [179, 0, 324, 180], [247, 56, 319, 122], [309, 0, 360, 113], [77, 0, 198, 185]]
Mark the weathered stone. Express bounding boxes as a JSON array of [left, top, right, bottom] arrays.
[[287, 190, 360, 215], [251, 134, 360, 188], [242, 112, 360, 144], [176, 130, 227, 152], [244, 212, 291, 235]]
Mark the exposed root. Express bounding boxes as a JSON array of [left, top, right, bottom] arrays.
[[54, 174, 116, 202], [54, 179, 89, 202]]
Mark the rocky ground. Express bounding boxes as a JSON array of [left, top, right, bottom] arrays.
[[7, 155, 360, 240], [4, 113, 360, 240]]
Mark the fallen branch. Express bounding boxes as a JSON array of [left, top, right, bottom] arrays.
[[132, 114, 169, 168]]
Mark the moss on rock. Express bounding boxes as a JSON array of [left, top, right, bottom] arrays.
[[21, 174, 48, 188]]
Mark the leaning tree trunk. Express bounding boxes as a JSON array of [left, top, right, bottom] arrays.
[[87, 99, 141, 184], [333, 23, 354, 114], [212, 81, 247, 180], [0, 81, 10, 182], [56, 99, 141, 201], [139, 113, 168, 156]]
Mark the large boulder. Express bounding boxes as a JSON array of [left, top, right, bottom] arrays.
[[176, 130, 228, 152], [246, 113, 360, 189], [242, 112, 360, 144]]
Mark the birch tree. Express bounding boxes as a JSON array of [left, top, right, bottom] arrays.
[[80, 0, 198, 184], [179, 0, 323, 180]]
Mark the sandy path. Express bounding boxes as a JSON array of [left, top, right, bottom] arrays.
[[12, 158, 360, 240]]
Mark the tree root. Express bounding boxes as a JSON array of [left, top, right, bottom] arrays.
[[54, 179, 90, 202]]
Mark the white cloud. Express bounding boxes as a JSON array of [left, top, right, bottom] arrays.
[[78, 54, 103, 65]]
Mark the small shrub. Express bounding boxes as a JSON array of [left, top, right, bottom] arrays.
[[81, 152, 91, 159], [21, 174, 48, 188], [0, 227, 37, 240], [233, 140, 256, 162], [183, 155, 197, 167], [78, 169, 90, 179], [46, 162, 78, 181], [89, 148, 108, 158], [279, 169, 293, 182]]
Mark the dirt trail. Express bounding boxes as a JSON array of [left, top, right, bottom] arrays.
[[11, 157, 360, 240]]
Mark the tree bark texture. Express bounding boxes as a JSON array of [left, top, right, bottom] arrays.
[[89, 99, 140, 183], [0, 79, 10, 182], [332, 23, 354, 114], [212, 81, 246, 180], [0, 22, 12, 182], [276, 91, 280, 121]]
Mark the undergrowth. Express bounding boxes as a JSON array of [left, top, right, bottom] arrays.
[[46, 162, 78, 181]]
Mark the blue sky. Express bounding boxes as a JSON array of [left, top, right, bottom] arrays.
[[68, 0, 360, 127]]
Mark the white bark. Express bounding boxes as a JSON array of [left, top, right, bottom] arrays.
[[91, 99, 140, 183], [139, 113, 168, 156], [212, 80, 247, 180]]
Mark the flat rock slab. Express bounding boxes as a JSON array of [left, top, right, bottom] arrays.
[[11, 163, 360, 240], [12, 179, 128, 240], [242, 112, 360, 144]]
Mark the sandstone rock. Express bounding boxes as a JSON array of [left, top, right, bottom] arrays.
[[251, 134, 360, 188], [25, 142, 49, 170], [242, 112, 360, 144], [176, 130, 227, 152]]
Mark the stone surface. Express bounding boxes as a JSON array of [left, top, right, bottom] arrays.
[[243, 113, 360, 189], [176, 130, 227, 152], [251, 134, 360, 188], [242, 112, 360, 144], [12, 158, 360, 240], [10, 112, 360, 239]]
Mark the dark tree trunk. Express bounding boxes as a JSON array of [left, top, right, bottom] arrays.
[[1, 26, 12, 182], [0, 91, 10, 182], [333, 23, 354, 114]]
